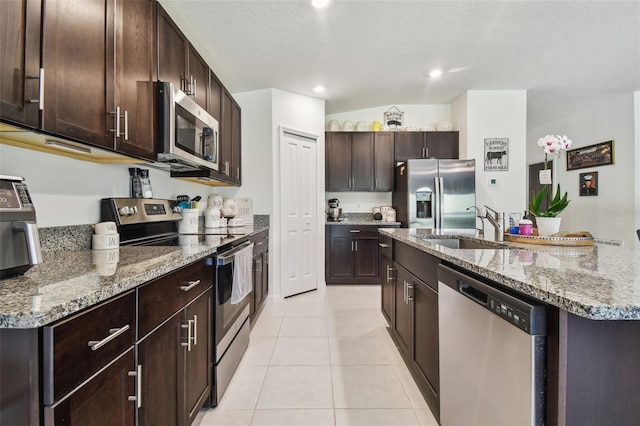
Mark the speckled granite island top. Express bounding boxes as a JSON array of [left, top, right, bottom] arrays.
[[0, 227, 268, 329], [380, 228, 640, 320]]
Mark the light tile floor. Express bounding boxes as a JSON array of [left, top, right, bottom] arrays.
[[195, 285, 439, 426]]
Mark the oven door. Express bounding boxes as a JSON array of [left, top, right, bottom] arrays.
[[214, 242, 251, 362]]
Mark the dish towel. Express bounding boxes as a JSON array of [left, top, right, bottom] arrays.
[[231, 243, 254, 304]]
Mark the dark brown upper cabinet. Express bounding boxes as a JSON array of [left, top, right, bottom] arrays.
[[0, 0, 42, 129], [326, 131, 394, 192], [394, 131, 459, 162], [157, 5, 208, 110], [40, 0, 156, 160]]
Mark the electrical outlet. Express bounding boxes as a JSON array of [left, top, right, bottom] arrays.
[[371, 203, 376, 208], [356, 203, 361, 209]]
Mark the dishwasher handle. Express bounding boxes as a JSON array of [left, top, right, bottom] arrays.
[[458, 282, 488, 306]]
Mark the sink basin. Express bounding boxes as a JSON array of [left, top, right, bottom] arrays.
[[422, 238, 508, 250]]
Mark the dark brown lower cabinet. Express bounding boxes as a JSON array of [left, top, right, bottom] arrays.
[[138, 289, 212, 426], [326, 224, 399, 285], [44, 348, 135, 425], [137, 312, 181, 426], [392, 241, 441, 422], [379, 235, 395, 327], [411, 276, 439, 420], [250, 230, 269, 323]]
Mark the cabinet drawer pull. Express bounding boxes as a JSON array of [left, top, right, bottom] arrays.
[[379, 243, 390, 248], [87, 324, 130, 351], [180, 279, 201, 291], [349, 230, 360, 233]]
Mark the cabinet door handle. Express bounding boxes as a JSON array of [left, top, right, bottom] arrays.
[[386, 266, 396, 282], [123, 110, 129, 140], [193, 314, 198, 346], [351, 241, 354, 251], [88, 324, 130, 351], [109, 106, 121, 137], [407, 282, 414, 302], [379, 243, 390, 248], [425, 147, 429, 158], [128, 364, 142, 408], [180, 279, 201, 292], [236, 167, 240, 180], [193, 77, 197, 98], [354, 241, 358, 251], [182, 319, 194, 351], [27, 67, 45, 110]]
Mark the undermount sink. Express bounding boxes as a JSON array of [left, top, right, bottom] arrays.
[[421, 238, 508, 250]]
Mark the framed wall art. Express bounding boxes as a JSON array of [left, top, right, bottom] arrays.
[[566, 140, 614, 171], [484, 138, 509, 171], [579, 171, 598, 196]]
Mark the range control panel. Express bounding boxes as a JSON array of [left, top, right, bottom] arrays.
[[102, 198, 182, 226]]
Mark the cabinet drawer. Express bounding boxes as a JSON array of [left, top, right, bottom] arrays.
[[138, 258, 213, 338], [378, 232, 393, 258], [330, 225, 379, 238], [43, 290, 136, 405]]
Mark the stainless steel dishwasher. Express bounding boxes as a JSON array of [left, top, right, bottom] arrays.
[[438, 264, 547, 426]]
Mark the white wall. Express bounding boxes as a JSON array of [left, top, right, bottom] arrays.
[[233, 88, 326, 302], [635, 91, 640, 248], [0, 143, 210, 227], [325, 104, 451, 131], [527, 92, 638, 247], [453, 91, 528, 219]]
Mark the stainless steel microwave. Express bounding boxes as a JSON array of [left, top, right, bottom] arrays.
[[157, 82, 219, 172]]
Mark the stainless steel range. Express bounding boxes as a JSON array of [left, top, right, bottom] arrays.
[[101, 198, 251, 407]]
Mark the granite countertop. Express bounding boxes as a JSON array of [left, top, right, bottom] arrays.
[[0, 227, 268, 329], [326, 213, 401, 226], [380, 228, 640, 320]]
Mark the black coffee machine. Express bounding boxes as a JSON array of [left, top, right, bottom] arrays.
[[327, 198, 342, 221], [0, 175, 42, 278]]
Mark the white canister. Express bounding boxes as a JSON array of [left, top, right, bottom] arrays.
[[178, 209, 199, 234], [204, 206, 221, 229], [385, 209, 396, 222], [329, 120, 340, 131], [342, 120, 354, 131], [208, 194, 223, 209], [355, 121, 366, 131]]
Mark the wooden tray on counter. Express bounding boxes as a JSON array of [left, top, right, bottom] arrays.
[[504, 233, 594, 246]]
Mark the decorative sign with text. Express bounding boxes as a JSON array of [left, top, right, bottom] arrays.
[[384, 106, 404, 129], [484, 138, 509, 171]]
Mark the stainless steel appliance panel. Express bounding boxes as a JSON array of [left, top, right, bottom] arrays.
[[438, 159, 476, 229], [406, 159, 438, 229], [438, 264, 546, 426], [393, 159, 476, 229]]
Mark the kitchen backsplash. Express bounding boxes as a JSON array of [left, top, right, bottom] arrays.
[[38, 215, 270, 254], [325, 192, 392, 213]]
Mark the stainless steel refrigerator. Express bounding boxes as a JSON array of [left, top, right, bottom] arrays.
[[393, 159, 476, 229]]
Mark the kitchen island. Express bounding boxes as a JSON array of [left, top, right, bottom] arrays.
[[380, 228, 640, 425]]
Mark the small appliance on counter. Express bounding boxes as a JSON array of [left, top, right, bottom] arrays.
[[327, 198, 343, 221], [0, 175, 43, 278]]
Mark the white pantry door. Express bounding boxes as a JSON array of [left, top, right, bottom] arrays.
[[280, 129, 318, 298]]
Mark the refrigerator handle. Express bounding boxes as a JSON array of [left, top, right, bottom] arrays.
[[434, 176, 441, 228], [439, 177, 444, 228]]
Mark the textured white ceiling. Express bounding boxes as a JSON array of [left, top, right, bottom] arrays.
[[158, 0, 640, 127]]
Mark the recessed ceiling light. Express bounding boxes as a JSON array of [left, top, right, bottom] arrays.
[[313, 86, 325, 93], [312, 0, 330, 8], [429, 70, 443, 78]]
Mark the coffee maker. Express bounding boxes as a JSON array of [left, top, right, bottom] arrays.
[[0, 175, 43, 278], [327, 198, 342, 221]]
